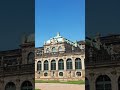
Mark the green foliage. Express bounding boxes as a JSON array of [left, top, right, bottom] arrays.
[[35, 80, 85, 85]]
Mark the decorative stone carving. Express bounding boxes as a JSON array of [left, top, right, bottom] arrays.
[[89, 72, 95, 77], [111, 70, 117, 75]]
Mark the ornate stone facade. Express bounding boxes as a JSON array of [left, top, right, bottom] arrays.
[[35, 33, 85, 80], [85, 34, 120, 90], [0, 34, 35, 90]]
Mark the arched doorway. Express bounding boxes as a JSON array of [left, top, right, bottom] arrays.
[[21, 81, 33, 90], [96, 75, 111, 90], [5, 82, 16, 90]]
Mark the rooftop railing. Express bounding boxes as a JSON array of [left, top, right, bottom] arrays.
[[36, 50, 85, 58]]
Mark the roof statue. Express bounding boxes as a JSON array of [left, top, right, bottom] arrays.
[[57, 32, 60, 37], [21, 33, 34, 44], [27, 33, 35, 42], [21, 33, 27, 44]]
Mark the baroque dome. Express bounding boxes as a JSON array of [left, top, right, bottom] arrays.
[[45, 32, 64, 44], [44, 32, 79, 47]]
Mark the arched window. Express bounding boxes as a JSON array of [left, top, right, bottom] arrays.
[[36, 50, 41, 55], [21, 81, 33, 90], [44, 60, 49, 70], [51, 60, 56, 70], [46, 48, 49, 53], [96, 75, 111, 90], [5, 82, 16, 90], [118, 76, 120, 90], [75, 58, 82, 69], [52, 47, 56, 52], [37, 61, 41, 71], [58, 46, 62, 52], [27, 52, 34, 64], [85, 77, 90, 90], [58, 59, 64, 70], [66, 58, 72, 70]]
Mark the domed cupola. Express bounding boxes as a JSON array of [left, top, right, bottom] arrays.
[[44, 32, 65, 45]]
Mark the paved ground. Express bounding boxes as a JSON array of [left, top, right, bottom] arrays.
[[35, 83, 85, 90]]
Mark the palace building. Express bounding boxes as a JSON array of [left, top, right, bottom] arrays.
[[0, 34, 35, 90], [85, 34, 120, 90], [35, 33, 85, 80]]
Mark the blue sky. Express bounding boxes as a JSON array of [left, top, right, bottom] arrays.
[[35, 0, 85, 47]]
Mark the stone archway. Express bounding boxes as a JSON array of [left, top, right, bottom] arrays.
[[96, 75, 111, 90], [27, 52, 34, 64], [5, 82, 16, 90], [21, 81, 33, 90]]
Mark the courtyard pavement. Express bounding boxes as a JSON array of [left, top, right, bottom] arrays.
[[35, 83, 85, 90]]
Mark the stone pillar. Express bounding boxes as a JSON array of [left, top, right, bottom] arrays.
[[35, 60, 37, 72], [90, 80, 95, 90], [16, 79, 20, 90], [111, 78, 118, 90], [81, 58, 85, 70], [56, 59, 58, 78], [89, 73, 96, 90], [56, 59, 58, 70], [64, 59, 66, 70], [42, 61, 44, 71], [49, 60, 51, 71], [72, 57, 75, 70], [111, 74, 118, 90], [0, 80, 4, 90], [64, 58, 67, 78]]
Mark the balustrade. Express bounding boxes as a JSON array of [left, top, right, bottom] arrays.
[[0, 64, 34, 76], [86, 54, 120, 67]]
